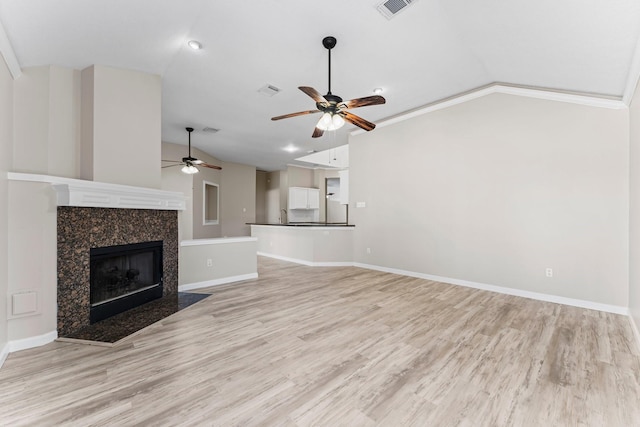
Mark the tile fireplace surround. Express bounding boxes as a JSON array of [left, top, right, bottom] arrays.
[[57, 206, 178, 336]]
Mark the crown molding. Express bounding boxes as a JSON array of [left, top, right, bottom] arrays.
[[352, 83, 626, 135], [0, 18, 21, 79], [623, 36, 640, 105]]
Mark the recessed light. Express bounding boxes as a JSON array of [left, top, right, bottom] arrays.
[[187, 40, 202, 50], [283, 144, 298, 153], [373, 87, 383, 95]]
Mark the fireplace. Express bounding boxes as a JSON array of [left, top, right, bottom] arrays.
[[90, 240, 163, 323], [57, 207, 179, 337]]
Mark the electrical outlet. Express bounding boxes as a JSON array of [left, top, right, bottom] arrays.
[[206, 259, 213, 267], [545, 268, 553, 277]]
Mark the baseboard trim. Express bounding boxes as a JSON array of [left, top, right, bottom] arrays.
[[629, 315, 640, 353], [354, 263, 629, 315], [257, 252, 353, 267], [179, 273, 259, 292], [8, 330, 58, 353], [0, 342, 9, 369]]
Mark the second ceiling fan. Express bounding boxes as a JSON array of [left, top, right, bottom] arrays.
[[271, 36, 386, 138]]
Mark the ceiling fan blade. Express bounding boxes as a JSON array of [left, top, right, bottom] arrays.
[[299, 86, 328, 104], [312, 127, 324, 138], [342, 111, 376, 131], [272, 110, 321, 121], [340, 95, 386, 109], [200, 162, 222, 170], [161, 159, 182, 163], [161, 164, 183, 169]]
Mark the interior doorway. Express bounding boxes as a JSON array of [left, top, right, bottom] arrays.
[[325, 177, 348, 224]]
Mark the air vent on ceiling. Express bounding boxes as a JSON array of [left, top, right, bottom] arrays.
[[202, 127, 219, 133], [377, 0, 416, 19], [258, 84, 281, 97]]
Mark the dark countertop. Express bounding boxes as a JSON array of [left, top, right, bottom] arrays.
[[248, 223, 355, 227]]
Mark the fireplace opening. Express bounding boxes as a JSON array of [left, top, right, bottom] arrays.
[[90, 240, 163, 323]]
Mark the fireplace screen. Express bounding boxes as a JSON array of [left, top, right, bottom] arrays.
[[90, 240, 163, 323]]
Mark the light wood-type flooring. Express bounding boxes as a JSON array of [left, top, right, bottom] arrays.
[[1, 257, 640, 426]]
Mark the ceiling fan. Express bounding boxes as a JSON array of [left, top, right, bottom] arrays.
[[271, 36, 386, 138], [162, 127, 222, 174]]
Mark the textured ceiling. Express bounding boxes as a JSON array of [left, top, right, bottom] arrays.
[[1, 0, 639, 171]]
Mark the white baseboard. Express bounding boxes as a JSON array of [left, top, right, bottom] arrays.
[[179, 273, 259, 292], [257, 252, 353, 267], [629, 315, 640, 353], [8, 330, 57, 353], [0, 341, 9, 369], [353, 262, 629, 316]]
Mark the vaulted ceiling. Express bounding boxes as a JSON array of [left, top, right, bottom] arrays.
[[1, 0, 640, 171]]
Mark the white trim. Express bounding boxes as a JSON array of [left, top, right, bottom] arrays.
[[354, 262, 629, 315], [7, 172, 186, 210], [0, 342, 9, 369], [257, 252, 353, 267], [8, 330, 57, 353], [250, 224, 354, 231], [181, 237, 257, 246], [0, 18, 21, 79], [351, 83, 626, 136], [179, 273, 258, 291], [629, 315, 640, 354], [202, 181, 219, 225]]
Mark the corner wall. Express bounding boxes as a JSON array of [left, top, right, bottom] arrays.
[[629, 81, 640, 336], [350, 92, 629, 308], [0, 48, 14, 363]]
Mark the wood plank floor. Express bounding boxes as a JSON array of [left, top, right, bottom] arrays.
[[1, 257, 639, 426]]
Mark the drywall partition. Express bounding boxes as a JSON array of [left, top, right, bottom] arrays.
[[220, 162, 256, 237], [0, 50, 13, 364], [13, 66, 80, 177], [350, 92, 629, 309], [630, 81, 640, 336], [161, 142, 195, 241], [81, 65, 161, 189]]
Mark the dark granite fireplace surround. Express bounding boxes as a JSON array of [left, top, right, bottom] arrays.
[[57, 207, 178, 337]]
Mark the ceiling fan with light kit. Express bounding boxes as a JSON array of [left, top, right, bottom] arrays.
[[271, 36, 386, 138], [162, 127, 222, 174]]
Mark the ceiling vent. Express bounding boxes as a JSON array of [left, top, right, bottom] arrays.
[[202, 127, 219, 133], [377, 0, 416, 19], [258, 84, 281, 97]]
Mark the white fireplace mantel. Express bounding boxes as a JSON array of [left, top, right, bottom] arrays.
[[8, 172, 186, 210]]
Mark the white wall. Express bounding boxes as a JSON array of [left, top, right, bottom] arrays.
[[6, 66, 81, 344], [350, 92, 629, 308], [629, 81, 640, 334], [0, 52, 13, 359], [81, 65, 161, 189], [179, 239, 257, 287], [13, 66, 80, 176]]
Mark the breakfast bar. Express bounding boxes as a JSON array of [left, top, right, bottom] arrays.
[[249, 223, 354, 266]]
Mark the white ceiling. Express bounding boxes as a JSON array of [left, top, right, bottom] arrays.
[[1, 0, 639, 171]]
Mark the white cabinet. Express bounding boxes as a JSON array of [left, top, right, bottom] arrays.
[[288, 187, 320, 210]]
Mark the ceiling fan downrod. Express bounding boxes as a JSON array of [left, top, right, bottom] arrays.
[[186, 127, 194, 158], [323, 36, 337, 96]]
